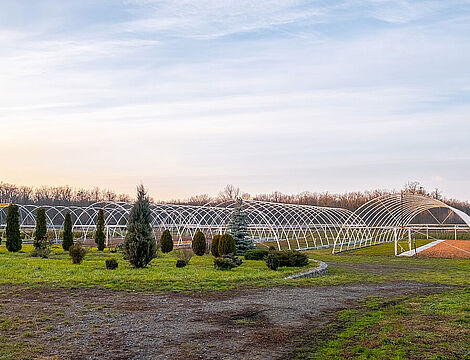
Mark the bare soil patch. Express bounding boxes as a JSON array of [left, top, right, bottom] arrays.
[[0, 282, 451, 360], [419, 240, 470, 258]]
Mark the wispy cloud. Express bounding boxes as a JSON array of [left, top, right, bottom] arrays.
[[0, 0, 469, 200]]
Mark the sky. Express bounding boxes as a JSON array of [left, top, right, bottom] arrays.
[[0, 0, 469, 201]]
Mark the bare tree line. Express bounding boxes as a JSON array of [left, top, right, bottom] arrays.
[[1, 181, 469, 218], [0, 183, 132, 207], [170, 182, 470, 217]]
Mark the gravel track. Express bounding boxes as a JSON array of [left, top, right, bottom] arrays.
[[0, 282, 452, 360]]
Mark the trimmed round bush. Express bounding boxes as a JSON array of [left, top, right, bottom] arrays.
[[192, 231, 206, 256], [218, 234, 236, 256], [266, 253, 280, 270], [69, 242, 87, 264], [244, 249, 268, 260], [160, 230, 173, 253], [211, 235, 221, 257], [106, 258, 118, 270], [176, 259, 187, 268]]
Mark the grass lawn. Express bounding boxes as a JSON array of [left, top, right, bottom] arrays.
[[296, 288, 470, 359], [304, 247, 470, 286], [1, 243, 469, 292], [0, 245, 321, 292]]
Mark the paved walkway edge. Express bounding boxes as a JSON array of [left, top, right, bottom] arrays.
[[399, 240, 445, 257], [284, 260, 328, 279]]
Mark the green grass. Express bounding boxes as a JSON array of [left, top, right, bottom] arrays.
[[296, 288, 470, 359], [0, 338, 43, 360], [1, 243, 469, 292], [0, 245, 320, 292], [304, 248, 470, 286]]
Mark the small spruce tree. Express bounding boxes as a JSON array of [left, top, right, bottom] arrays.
[[95, 209, 105, 251], [123, 185, 157, 268], [6, 204, 21, 252], [160, 230, 173, 253], [228, 200, 253, 255], [62, 212, 74, 251], [192, 231, 206, 256], [211, 234, 221, 257], [218, 234, 236, 256]]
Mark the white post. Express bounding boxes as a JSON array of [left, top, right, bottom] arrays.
[[455, 226, 457, 240], [394, 228, 398, 256], [408, 228, 412, 254]]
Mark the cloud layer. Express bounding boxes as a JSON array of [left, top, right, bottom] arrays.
[[1, 0, 469, 200]]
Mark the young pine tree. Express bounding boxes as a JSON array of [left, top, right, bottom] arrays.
[[123, 185, 156, 268], [192, 231, 206, 256], [95, 209, 105, 251], [228, 200, 253, 256], [62, 212, 74, 251], [6, 204, 21, 252], [160, 230, 173, 253]]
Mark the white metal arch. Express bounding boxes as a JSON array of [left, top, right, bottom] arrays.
[[2, 194, 467, 252], [333, 193, 470, 253]]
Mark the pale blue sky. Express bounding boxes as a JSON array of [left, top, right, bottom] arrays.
[[0, 0, 469, 200]]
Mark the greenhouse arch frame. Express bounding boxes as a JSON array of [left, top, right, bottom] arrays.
[[1, 194, 469, 252]]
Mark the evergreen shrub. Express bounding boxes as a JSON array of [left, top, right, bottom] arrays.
[[6, 204, 21, 252], [160, 230, 173, 253], [69, 242, 87, 264], [106, 258, 118, 270], [211, 235, 221, 257], [123, 185, 157, 268], [192, 231, 206, 256], [214, 257, 237, 270], [32, 208, 51, 258], [266, 253, 280, 270], [272, 251, 309, 267], [95, 209, 105, 251], [62, 212, 74, 251], [228, 201, 254, 255], [214, 254, 242, 270], [176, 259, 187, 268], [244, 249, 268, 260], [223, 254, 242, 266], [218, 234, 236, 256]]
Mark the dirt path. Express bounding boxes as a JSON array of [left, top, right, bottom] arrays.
[[419, 240, 470, 258], [0, 282, 451, 360]]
